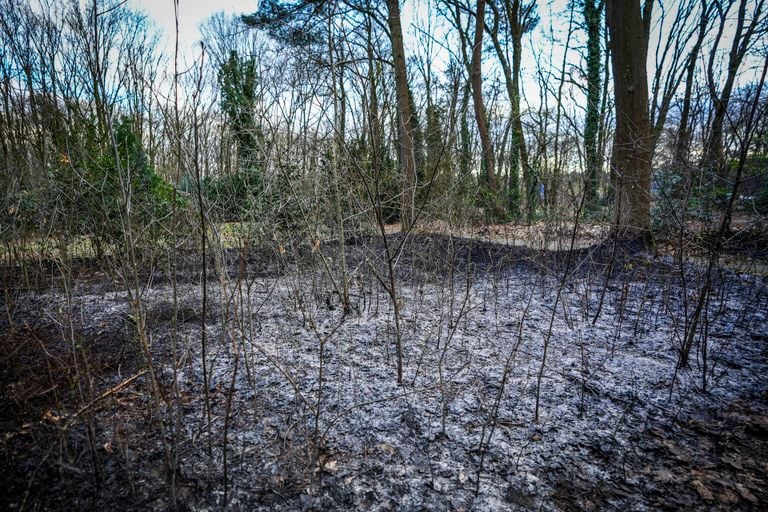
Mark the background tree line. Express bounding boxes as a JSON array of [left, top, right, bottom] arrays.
[[1, 0, 767, 259]]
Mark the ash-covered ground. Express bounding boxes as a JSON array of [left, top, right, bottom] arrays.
[[2, 235, 767, 510]]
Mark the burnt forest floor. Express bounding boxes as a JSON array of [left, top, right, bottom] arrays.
[[1, 233, 767, 511]]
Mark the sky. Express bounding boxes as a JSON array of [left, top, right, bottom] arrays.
[[126, 0, 431, 63], [123, 0, 760, 118], [126, 0, 259, 55]]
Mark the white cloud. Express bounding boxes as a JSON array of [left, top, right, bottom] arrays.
[[127, 0, 259, 55]]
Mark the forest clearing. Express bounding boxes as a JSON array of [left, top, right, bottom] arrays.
[[2, 229, 767, 510], [2, 0, 768, 510]]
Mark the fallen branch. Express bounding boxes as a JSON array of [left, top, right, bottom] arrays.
[[64, 369, 148, 427]]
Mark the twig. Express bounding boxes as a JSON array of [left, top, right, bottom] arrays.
[[65, 369, 148, 427]]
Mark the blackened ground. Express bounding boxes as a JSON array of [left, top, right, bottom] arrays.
[[1, 233, 767, 511]]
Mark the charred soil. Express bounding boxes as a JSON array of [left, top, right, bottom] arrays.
[[1, 233, 767, 511]]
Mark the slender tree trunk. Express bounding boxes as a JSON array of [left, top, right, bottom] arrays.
[[445, 4, 474, 203], [471, 0, 497, 202], [328, 12, 350, 314], [550, 4, 576, 218], [365, 15, 383, 182], [459, 84, 472, 190], [505, 0, 533, 222], [672, 0, 709, 196], [385, 0, 417, 231], [600, 26, 612, 202], [606, 0, 653, 239], [702, 0, 765, 185], [486, 0, 521, 216], [583, 0, 602, 210]]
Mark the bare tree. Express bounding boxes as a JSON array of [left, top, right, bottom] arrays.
[[470, 0, 498, 204], [606, 0, 654, 239], [385, 0, 418, 230], [702, 0, 766, 185]]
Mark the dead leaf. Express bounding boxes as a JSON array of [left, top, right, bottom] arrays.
[[43, 409, 61, 424], [736, 483, 757, 503], [377, 443, 396, 455], [722, 454, 743, 470], [692, 480, 714, 501], [718, 487, 739, 505], [458, 470, 468, 483], [653, 469, 677, 483]]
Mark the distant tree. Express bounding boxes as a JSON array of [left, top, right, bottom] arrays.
[[48, 116, 175, 253], [701, 0, 766, 186], [244, 0, 418, 230], [424, 98, 451, 200], [472, 0, 538, 220], [408, 86, 427, 195], [219, 50, 262, 174], [505, 0, 538, 222], [672, 1, 712, 174]]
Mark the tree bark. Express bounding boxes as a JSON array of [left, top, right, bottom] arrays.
[[606, 0, 653, 239], [385, 0, 417, 231], [506, 0, 533, 222], [485, 0, 522, 216], [583, 0, 602, 210], [471, 0, 497, 198]]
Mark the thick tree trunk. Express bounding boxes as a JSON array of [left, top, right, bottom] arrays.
[[471, 0, 497, 197], [606, 0, 653, 239], [385, 0, 417, 231]]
